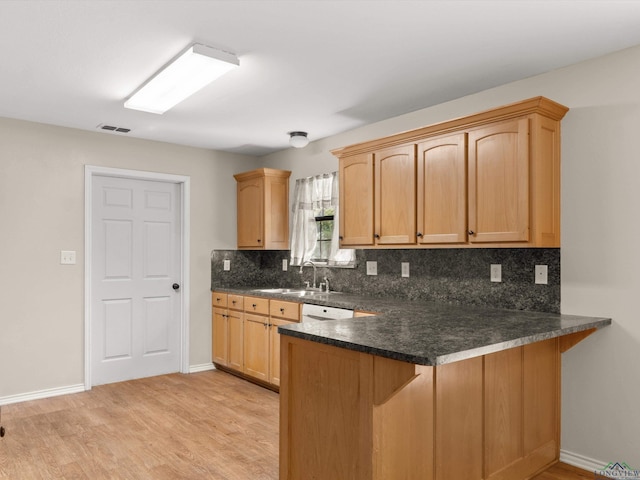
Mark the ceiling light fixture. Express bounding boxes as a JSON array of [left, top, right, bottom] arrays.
[[289, 131, 309, 148], [124, 43, 239, 114]]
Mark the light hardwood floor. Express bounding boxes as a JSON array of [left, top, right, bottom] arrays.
[[0, 370, 592, 479]]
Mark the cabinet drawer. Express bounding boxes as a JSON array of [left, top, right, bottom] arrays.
[[270, 300, 301, 321], [212, 291, 228, 308], [228, 294, 244, 311], [244, 296, 270, 315]]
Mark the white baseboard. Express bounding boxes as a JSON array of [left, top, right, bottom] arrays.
[[560, 449, 606, 472], [0, 384, 85, 407], [189, 363, 216, 373]]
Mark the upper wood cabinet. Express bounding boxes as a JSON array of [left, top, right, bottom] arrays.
[[333, 97, 568, 249], [339, 154, 374, 246], [375, 144, 416, 245], [233, 168, 291, 250], [417, 132, 467, 244], [468, 118, 530, 244]]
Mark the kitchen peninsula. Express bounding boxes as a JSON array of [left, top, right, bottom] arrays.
[[273, 293, 610, 480]]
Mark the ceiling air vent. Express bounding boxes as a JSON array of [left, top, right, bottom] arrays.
[[97, 124, 131, 133]]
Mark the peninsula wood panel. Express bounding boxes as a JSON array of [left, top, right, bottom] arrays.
[[435, 356, 483, 480], [468, 117, 530, 243], [280, 337, 373, 480], [374, 144, 416, 245], [373, 359, 434, 480], [417, 132, 468, 244], [280, 332, 571, 480], [484, 347, 524, 478], [523, 338, 559, 455], [339, 153, 374, 246]]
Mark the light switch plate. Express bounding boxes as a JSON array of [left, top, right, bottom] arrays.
[[223, 259, 231, 271], [282, 259, 288, 271], [60, 250, 76, 265], [490, 264, 502, 282], [401, 262, 410, 278], [366, 261, 377, 276], [535, 265, 548, 284]]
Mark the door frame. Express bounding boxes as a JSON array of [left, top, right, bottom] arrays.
[[84, 165, 191, 390]]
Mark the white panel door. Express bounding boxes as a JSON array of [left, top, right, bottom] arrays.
[[91, 175, 182, 386]]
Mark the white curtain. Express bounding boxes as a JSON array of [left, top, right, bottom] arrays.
[[290, 172, 355, 266]]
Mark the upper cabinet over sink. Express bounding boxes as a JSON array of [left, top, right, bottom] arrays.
[[332, 97, 569, 249], [234, 168, 291, 250]]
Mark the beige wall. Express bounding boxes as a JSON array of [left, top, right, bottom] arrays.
[[264, 45, 640, 466], [0, 118, 259, 398]]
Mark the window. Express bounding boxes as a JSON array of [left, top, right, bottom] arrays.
[[311, 205, 335, 263], [290, 172, 355, 267]]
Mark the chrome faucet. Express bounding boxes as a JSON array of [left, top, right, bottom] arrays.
[[323, 276, 330, 293], [300, 261, 318, 289]]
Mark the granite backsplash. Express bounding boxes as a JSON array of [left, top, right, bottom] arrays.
[[211, 248, 560, 313]]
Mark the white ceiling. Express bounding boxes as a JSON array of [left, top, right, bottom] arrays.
[[2, 1, 640, 157]]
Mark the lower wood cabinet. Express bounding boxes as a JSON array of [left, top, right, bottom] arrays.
[[243, 312, 270, 381], [227, 309, 244, 371], [212, 291, 300, 388]]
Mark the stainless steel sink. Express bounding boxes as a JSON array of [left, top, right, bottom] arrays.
[[253, 288, 330, 296], [281, 290, 324, 297]]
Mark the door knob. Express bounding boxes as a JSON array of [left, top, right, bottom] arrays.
[[172, 283, 180, 290]]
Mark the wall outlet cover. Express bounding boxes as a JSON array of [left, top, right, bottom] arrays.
[[401, 262, 410, 278], [282, 259, 288, 271], [366, 261, 377, 276], [535, 265, 548, 285], [490, 264, 502, 282], [223, 259, 231, 271]]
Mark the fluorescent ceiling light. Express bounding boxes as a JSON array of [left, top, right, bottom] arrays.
[[124, 43, 239, 114]]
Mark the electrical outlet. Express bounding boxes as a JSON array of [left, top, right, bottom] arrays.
[[60, 250, 76, 265], [535, 265, 548, 285], [366, 261, 377, 276], [282, 259, 288, 271], [401, 262, 410, 278], [223, 259, 231, 271], [490, 264, 502, 283]]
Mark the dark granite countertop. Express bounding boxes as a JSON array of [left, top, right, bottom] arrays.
[[213, 287, 611, 366]]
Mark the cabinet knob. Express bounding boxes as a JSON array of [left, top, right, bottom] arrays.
[[257, 239, 261, 242], [416, 232, 423, 237], [252, 303, 257, 308], [280, 307, 285, 313], [374, 234, 380, 239], [468, 230, 475, 235], [339, 236, 344, 240]]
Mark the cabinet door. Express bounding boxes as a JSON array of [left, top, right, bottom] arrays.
[[417, 133, 467, 244], [264, 175, 290, 249], [468, 118, 530, 243], [339, 153, 374, 246], [227, 310, 244, 372], [269, 318, 295, 386], [237, 177, 264, 248], [374, 144, 416, 245], [243, 313, 269, 381], [212, 307, 228, 366]]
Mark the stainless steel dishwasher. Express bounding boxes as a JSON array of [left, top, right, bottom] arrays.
[[301, 303, 354, 323]]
